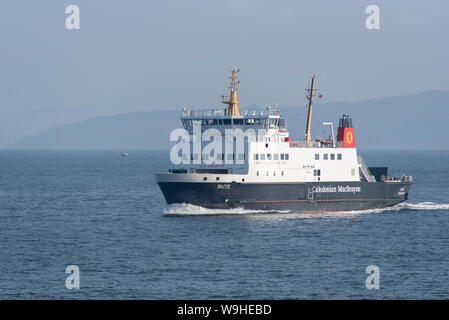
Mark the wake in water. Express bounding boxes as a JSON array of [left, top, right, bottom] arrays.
[[163, 202, 449, 216], [163, 203, 287, 215]]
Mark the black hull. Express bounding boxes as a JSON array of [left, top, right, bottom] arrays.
[[157, 181, 412, 212]]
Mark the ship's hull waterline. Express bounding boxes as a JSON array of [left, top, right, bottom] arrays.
[[157, 180, 411, 212]]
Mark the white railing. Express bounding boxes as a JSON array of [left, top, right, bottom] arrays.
[[182, 108, 281, 118], [358, 156, 376, 182]]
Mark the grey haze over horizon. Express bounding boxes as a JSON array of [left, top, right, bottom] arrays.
[[12, 90, 449, 151], [0, 0, 448, 148]]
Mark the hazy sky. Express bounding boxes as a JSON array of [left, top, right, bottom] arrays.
[[0, 0, 448, 145]]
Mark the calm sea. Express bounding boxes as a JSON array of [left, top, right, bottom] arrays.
[[0, 149, 448, 299]]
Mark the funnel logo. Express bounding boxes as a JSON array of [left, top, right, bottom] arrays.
[[339, 128, 356, 148], [346, 131, 353, 145]]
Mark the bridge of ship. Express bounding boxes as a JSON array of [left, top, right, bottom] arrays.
[[180, 108, 286, 131]]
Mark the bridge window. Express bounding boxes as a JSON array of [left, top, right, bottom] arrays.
[[233, 118, 244, 125], [245, 118, 255, 125], [182, 119, 192, 129]]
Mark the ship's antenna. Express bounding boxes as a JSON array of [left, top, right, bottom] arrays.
[[305, 75, 316, 143], [221, 68, 241, 116]]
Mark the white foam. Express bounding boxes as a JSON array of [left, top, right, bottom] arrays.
[[395, 201, 449, 211], [163, 203, 289, 215], [163, 201, 449, 217]]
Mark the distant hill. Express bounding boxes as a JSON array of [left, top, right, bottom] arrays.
[[13, 91, 449, 150]]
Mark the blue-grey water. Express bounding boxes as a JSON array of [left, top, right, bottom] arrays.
[[0, 149, 448, 299]]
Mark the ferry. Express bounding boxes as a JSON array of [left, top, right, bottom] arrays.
[[156, 69, 412, 212]]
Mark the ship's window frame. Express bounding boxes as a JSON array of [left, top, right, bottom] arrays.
[[223, 119, 232, 125], [281, 171, 284, 176], [269, 118, 279, 128], [285, 153, 289, 160], [274, 154, 279, 160], [245, 118, 255, 125], [238, 153, 245, 161], [257, 171, 259, 176], [315, 154, 319, 160], [323, 154, 328, 160], [337, 153, 342, 160], [267, 153, 272, 161], [330, 154, 335, 160], [260, 154, 266, 160], [233, 118, 244, 125], [280, 154, 285, 160], [254, 154, 259, 161], [182, 119, 192, 129]]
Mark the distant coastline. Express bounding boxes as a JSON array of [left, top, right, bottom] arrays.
[[6, 90, 449, 150]]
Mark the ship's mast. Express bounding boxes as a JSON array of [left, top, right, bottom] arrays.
[[305, 75, 316, 142], [222, 68, 241, 116]]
